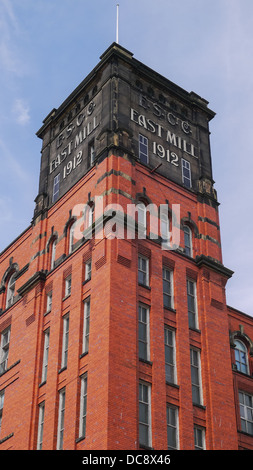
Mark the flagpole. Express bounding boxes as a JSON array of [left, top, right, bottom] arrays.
[[116, 4, 119, 43]]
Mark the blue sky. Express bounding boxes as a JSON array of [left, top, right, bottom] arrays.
[[0, 0, 252, 315]]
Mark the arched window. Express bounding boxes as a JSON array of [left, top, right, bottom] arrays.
[[183, 225, 192, 257], [88, 204, 94, 227], [137, 203, 146, 229], [51, 239, 57, 270], [69, 224, 75, 254], [6, 273, 16, 309], [83, 203, 94, 235], [234, 340, 249, 374], [161, 212, 170, 241]]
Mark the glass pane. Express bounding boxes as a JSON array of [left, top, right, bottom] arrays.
[[248, 422, 253, 435], [138, 271, 145, 284], [240, 404, 245, 418], [163, 279, 170, 294], [167, 427, 176, 448], [188, 295, 195, 312], [188, 312, 195, 329], [139, 423, 148, 446], [165, 345, 173, 363], [139, 323, 147, 341], [192, 385, 200, 404], [139, 403, 148, 423], [247, 408, 253, 421], [241, 419, 247, 433], [139, 343, 147, 360], [165, 364, 173, 383], [164, 294, 171, 309], [245, 394, 251, 407]]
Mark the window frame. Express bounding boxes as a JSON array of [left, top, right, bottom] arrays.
[[57, 388, 66, 450], [85, 260, 92, 282], [183, 225, 192, 257], [187, 279, 198, 329], [234, 340, 249, 375], [138, 255, 149, 287], [52, 173, 60, 203], [50, 239, 57, 270], [88, 140, 95, 166], [190, 348, 203, 406], [161, 212, 170, 241], [167, 404, 179, 450], [182, 159, 192, 188], [82, 298, 90, 355], [41, 329, 50, 383], [61, 314, 69, 370], [79, 374, 88, 439], [139, 381, 152, 448], [65, 276, 72, 298], [138, 304, 150, 362], [164, 327, 177, 384], [139, 134, 149, 164], [69, 224, 75, 254], [46, 292, 52, 313], [137, 203, 147, 228], [0, 390, 5, 435], [6, 273, 16, 309], [0, 326, 11, 374], [37, 401, 45, 450], [163, 267, 173, 310], [239, 391, 253, 436], [194, 426, 206, 450]]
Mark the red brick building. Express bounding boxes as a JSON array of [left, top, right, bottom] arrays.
[[0, 44, 252, 450]]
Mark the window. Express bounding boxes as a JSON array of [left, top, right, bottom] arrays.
[[69, 224, 75, 254], [52, 173, 60, 203], [164, 328, 176, 384], [0, 390, 4, 434], [82, 298, 90, 355], [85, 260, 92, 282], [239, 391, 253, 435], [61, 314, 69, 369], [137, 203, 146, 228], [41, 329, 50, 383], [139, 304, 150, 362], [46, 292, 52, 313], [139, 134, 148, 164], [167, 405, 179, 450], [184, 225, 192, 257], [6, 273, 15, 309], [0, 327, 11, 374], [190, 348, 202, 405], [139, 382, 152, 448], [163, 268, 173, 309], [161, 213, 170, 241], [65, 276, 71, 297], [88, 140, 95, 166], [138, 255, 149, 287], [194, 426, 205, 450], [88, 204, 94, 227], [79, 374, 88, 439], [37, 402, 45, 450], [187, 279, 198, 329], [234, 340, 249, 374], [57, 388, 66, 450], [182, 159, 191, 188], [51, 239, 57, 270]]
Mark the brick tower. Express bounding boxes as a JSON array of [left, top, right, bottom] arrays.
[[0, 43, 251, 451]]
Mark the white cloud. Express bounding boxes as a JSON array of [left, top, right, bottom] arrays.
[[12, 98, 30, 125]]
